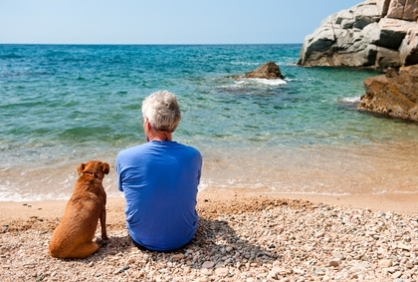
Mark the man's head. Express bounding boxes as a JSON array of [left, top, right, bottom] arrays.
[[142, 91, 181, 133]]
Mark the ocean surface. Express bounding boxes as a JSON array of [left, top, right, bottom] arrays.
[[1, 44, 418, 201]]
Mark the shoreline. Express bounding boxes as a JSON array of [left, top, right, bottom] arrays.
[[1, 188, 418, 236], [1, 188, 418, 227]]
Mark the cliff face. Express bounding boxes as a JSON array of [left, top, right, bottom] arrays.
[[298, 0, 418, 70]]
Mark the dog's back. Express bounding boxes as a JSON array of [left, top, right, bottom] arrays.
[[48, 160, 109, 259]]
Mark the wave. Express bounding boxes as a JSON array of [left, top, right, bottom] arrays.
[[0, 53, 23, 59], [341, 96, 361, 103], [235, 78, 287, 86]]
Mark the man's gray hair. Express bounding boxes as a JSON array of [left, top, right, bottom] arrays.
[[142, 90, 181, 132]]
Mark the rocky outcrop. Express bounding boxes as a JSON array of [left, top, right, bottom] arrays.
[[245, 62, 284, 79], [234, 62, 285, 79], [298, 0, 418, 70], [358, 64, 418, 120]]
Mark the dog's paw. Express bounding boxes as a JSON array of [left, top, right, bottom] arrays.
[[96, 237, 110, 246]]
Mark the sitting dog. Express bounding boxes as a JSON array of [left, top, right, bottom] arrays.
[[48, 160, 110, 259]]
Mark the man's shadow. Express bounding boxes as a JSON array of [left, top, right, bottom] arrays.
[[89, 216, 279, 270]]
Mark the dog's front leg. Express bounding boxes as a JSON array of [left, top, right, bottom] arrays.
[[100, 208, 109, 240]]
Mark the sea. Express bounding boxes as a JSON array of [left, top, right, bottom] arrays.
[[1, 44, 418, 202]]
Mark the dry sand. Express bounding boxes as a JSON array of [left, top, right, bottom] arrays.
[[1, 188, 418, 281]]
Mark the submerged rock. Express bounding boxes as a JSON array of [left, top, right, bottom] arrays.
[[298, 0, 418, 70], [358, 64, 418, 121]]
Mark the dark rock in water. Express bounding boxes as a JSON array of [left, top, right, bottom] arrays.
[[358, 64, 418, 121], [298, 0, 418, 70], [238, 62, 284, 79]]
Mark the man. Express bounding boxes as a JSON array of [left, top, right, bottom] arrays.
[[116, 90, 202, 252]]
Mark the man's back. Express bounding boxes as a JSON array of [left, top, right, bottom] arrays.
[[116, 140, 202, 251]]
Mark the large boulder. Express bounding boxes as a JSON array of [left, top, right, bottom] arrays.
[[298, 0, 418, 70], [358, 64, 418, 120]]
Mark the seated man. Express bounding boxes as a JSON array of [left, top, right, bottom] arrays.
[[116, 90, 202, 252]]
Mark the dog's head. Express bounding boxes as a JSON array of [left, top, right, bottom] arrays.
[[77, 160, 110, 180]]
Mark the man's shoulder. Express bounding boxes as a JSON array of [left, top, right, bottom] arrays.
[[117, 143, 150, 160], [175, 142, 201, 156]]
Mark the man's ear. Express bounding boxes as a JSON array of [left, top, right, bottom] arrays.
[[145, 118, 153, 130]]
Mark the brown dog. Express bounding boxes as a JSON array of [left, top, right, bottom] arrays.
[[48, 160, 110, 259]]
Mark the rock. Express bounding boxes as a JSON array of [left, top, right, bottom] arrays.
[[329, 259, 340, 267], [400, 28, 418, 66], [387, 0, 418, 20], [271, 267, 288, 275], [379, 259, 393, 268], [268, 269, 279, 279], [405, 261, 414, 268], [331, 251, 345, 260], [376, 46, 400, 69], [370, 18, 417, 50], [391, 271, 403, 279], [313, 266, 326, 275], [201, 261, 215, 268], [236, 62, 284, 79], [397, 243, 411, 251], [172, 253, 185, 260], [358, 64, 418, 121], [215, 267, 229, 276], [298, 0, 418, 70], [293, 268, 305, 275]]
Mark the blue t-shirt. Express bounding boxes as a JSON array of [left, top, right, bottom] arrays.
[[116, 140, 202, 251]]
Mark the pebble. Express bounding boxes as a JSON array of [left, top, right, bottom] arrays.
[[201, 261, 215, 268], [215, 267, 229, 276], [379, 259, 392, 268], [392, 271, 403, 279], [328, 259, 340, 267], [172, 253, 185, 260], [225, 246, 233, 252], [397, 243, 411, 251]]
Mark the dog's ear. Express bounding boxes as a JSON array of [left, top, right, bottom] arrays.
[[77, 163, 86, 175], [101, 162, 110, 175]]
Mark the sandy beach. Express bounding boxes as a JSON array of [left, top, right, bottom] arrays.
[[1, 188, 418, 281]]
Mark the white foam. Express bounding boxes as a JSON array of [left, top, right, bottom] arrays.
[[230, 61, 260, 66], [235, 78, 287, 86], [341, 96, 361, 103]]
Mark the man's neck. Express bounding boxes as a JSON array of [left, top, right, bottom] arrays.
[[147, 131, 172, 142]]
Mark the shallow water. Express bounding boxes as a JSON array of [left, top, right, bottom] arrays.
[[1, 44, 418, 201]]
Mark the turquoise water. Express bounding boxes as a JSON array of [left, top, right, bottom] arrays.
[[2, 44, 418, 201]]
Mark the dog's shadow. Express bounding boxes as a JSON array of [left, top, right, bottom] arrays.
[[86, 216, 279, 269]]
